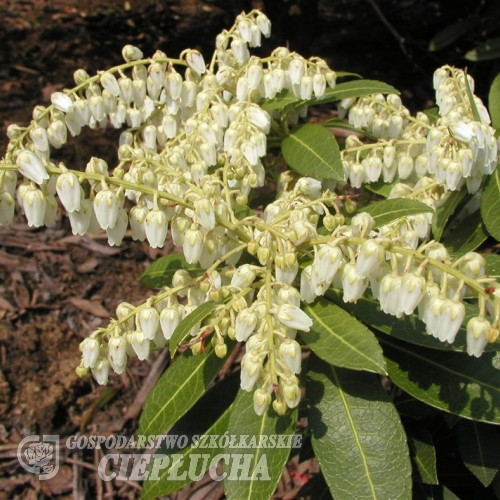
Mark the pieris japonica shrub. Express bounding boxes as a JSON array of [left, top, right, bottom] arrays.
[[3, 9, 500, 499]]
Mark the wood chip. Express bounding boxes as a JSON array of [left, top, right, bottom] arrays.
[[67, 298, 110, 318], [76, 258, 100, 274]]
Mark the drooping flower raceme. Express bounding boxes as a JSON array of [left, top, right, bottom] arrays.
[[1, 11, 499, 415]]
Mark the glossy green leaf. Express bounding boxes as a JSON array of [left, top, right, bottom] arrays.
[[311, 79, 400, 106], [361, 198, 434, 229], [142, 373, 240, 498], [380, 335, 500, 424], [364, 180, 398, 198], [261, 80, 398, 112], [260, 89, 299, 111], [302, 297, 386, 375], [307, 356, 412, 500], [139, 343, 233, 437], [481, 168, 500, 241], [223, 389, 298, 500], [169, 301, 218, 356], [282, 124, 344, 180], [442, 211, 488, 253], [458, 420, 500, 486], [466, 37, 500, 61], [140, 252, 203, 288], [432, 191, 467, 241], [485, 253, 500, 279], [429, 17, 478, 51], [405, 419, 438, 485], [489, 72, 500, 131]]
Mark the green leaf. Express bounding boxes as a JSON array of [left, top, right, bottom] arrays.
[[423, 107, 440, 125], [223, 389, 298, 500], [361, 198, 434, 229], [429, 17, 478, 51], [380, 335, 500, 424], [140, 252, 203, 288], [442, 211, 489, 253], [141, 373, 240, 499], [261, 89, 299, 111], [485, 253, 500, 279], [364, 180, 398, 198], [432, 191, 467, 241], [489, 73, 500, 131], [311, 79, 400, 106], [301, 297, 386, 375], [321, 118, 377, 141], [307, 356, 412, 500], [139, 343, 233, 437], [481, 168, 500, 241], [466, 37, 500, 61], [404, 419, 438, 485], [457, 420, 500, 486], [282, 124, 344, 180], [169, 301, 218, 356], [261, 80, 399, 112], [464, 69, 482, 122]]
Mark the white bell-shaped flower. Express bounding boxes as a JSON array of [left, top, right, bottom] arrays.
[[437, 299, 465, 343], [43, 194, 57, 227], [235, 309, 257, 342], [80, 337, 100, 368], [51, 91, 74, 112], [466, 317, 490, 357], [355, 240, 385, 278], [279, 339, 302, 374], [160, 306, 181, 341], [185, 50, 206, 74], [277, 304, 313, 332], [399, 273, 426, 315], [106, 208, 128, 246], [56, 172, 81, 212], [17, 150, 49, 184], [108, 336, 128, 367], [68, 198, 93, 235], [194, 198, 216, 231], [379, 274, 402, 316], [281, 377, 301, 408], [94, 188, 119, 229], [253, 388, 271, 416], [91, 358, 110, 385], [240, 353, 261, 391], [145, 208, 168, 249], [231, 264, 257, 289], [300, 265, 316, 304], [23, 186, 46, 227], [138, 306, 160, 340], [342, 263, 368, 303], [130, 330, 150, 360], [181, 228, 203, 264], [100, 72, 120, 97], [129, 205, 148, 241]]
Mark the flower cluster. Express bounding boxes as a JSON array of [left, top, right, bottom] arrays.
[[1, 11, 499, 415], [340, 66, 499, 193]]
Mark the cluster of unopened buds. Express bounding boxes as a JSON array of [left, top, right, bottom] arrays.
[[1, 10, 499, 415]]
